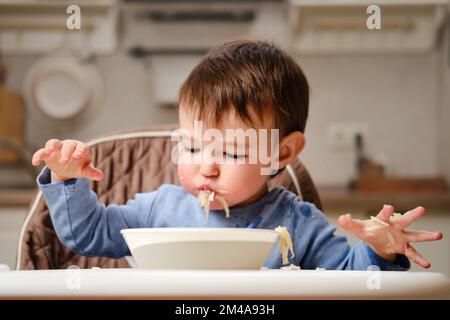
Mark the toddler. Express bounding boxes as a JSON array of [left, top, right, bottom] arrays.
[[32, 40, 442, 270]]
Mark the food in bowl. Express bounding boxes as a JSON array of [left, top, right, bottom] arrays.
[[194, 188, 294, 266]]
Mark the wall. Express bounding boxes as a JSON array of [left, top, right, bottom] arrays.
[[2, 5, 449, 186], [437, 14, 450, 184], [299, 51, 442, 185], [4, 53, 179, 146]]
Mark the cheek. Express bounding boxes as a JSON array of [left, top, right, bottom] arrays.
[[221, 165, 266, 201], [178, 164, 196, 190]]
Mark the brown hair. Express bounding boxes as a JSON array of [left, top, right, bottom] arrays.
[[178, 39, 309, 136]]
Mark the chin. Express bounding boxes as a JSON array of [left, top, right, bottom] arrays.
[[208, 201, 225, 210]]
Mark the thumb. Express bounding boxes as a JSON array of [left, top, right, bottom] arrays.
[[338, 214, 364, 237], [81, 164, 104, 181]]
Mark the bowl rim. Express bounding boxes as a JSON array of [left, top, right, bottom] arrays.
[[120, 227, 278, 235]]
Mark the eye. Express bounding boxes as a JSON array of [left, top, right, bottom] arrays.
[[184, 146, 200, 153], [224, 152, 246, 159]]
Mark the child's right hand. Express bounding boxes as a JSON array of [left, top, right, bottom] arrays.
[[32, 139, 104, 182]]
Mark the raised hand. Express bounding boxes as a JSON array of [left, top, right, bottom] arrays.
[[338, 205, 443, 268], [32, 139, 104, 182]]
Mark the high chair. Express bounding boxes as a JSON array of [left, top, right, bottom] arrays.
[[16, 125, 322, 270]]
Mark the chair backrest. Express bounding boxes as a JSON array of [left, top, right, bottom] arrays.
[[16, 125, 322, 270]]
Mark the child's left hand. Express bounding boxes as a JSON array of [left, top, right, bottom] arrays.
[[338, 205, 443, 268]]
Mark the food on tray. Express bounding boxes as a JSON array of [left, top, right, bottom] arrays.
[[281, 263, 300, 270]]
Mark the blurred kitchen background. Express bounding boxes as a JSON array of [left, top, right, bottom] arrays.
[[0, 0, 450, 274]]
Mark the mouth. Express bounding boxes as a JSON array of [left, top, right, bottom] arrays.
[[197, 184, 227, 196], [196, 185, 230, 219]]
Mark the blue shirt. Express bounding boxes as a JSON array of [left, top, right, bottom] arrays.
[[37, 167, 410, 270]]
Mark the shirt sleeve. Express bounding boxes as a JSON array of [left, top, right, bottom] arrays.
[[295, 202, 410, 271], [37, 166, 158, 259]]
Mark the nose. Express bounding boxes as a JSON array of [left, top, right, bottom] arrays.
[[199, 163, 220, 178]]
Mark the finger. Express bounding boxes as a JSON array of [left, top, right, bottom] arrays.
[[404, 230, 443, 243], [376, 204, 395, 222], [397, 206, 426, 228], [32, 148, 50, 166], [405, 244, 431, 268], [81, 164, 104, 181], [45, 139, 62, 152], [59, 141, 77, 165], [72, 143, 89, 160], [338, 214, 365, 236]]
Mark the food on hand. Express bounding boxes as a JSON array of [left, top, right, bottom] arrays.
[[367, 213, 403, 248]]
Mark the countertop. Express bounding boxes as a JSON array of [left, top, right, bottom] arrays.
[[0, 269, 449, 299], [0, 188, 35, 207], [318, 187, 450, 213]]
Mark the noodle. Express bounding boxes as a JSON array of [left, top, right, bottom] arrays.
[[196, 192, 297, 267], [215, 194, 230, 217], [275, 226, 295, 265], [197, 190, 230, 222]]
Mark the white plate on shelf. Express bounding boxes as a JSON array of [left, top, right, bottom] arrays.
[[23, 50, 103, 121]]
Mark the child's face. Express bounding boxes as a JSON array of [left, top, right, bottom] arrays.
[[177, 105, 276, 209]]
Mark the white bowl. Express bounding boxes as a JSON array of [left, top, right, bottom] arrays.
[[120, 228, 279, 270]]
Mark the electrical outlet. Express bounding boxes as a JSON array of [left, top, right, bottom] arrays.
[[327, 123, 369, 151]]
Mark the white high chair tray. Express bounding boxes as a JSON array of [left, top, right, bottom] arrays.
[[0, 269, 449, 299]]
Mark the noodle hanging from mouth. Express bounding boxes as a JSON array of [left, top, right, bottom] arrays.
[[197, 190, 230, 222]]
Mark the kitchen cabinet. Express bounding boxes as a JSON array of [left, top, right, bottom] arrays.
[[288, 0, 448, 54], [0, 0, 118, 54]]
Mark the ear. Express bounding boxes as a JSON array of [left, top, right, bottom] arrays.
[[277, 131, 306, 171]]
